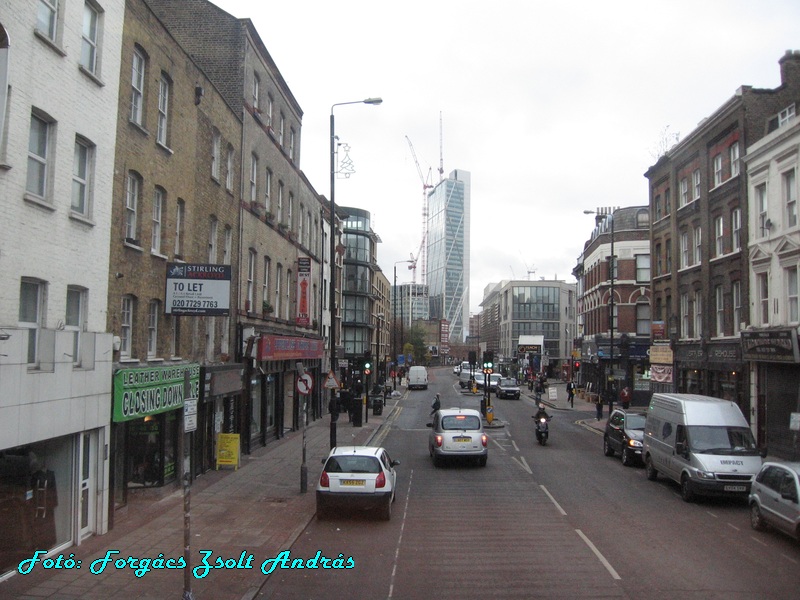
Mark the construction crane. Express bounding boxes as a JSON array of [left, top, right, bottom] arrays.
[[405, 135, 433, 284]]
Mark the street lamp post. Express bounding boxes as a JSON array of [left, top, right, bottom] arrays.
[[584, 208, 616, 408], [392, 260, 414, 390], [329, 97, 382, 449]]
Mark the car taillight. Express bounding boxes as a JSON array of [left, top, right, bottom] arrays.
[[375, 471, 386, 488], [320, 471, 329, 487], [481, 434, 488, 447], [435, 435, 443, 447]]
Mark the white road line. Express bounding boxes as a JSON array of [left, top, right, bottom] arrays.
[[540, 484, 567, 516], [576, 529, 622, 580], [750, 536, 769, 547], [490, 437, 505, 451], [781, 553, 798, 565], [727, 523, 740, 531], [512, 440, 520, 452], [706, 511, 718, 518], [388, 469, 413, 599], [512, 455, 532, 475]]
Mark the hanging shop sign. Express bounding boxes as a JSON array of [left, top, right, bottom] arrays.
[[165, 263, 231, 316], [113, 364, 200, 422], [296, 257, 311, 327]]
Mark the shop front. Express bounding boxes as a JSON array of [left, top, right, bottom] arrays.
[[198, 364, 244, 479], [110, 364, 200, 514], [674, 341, 748, 417]]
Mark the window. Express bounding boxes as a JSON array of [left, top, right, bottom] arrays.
[[714, 216, 724, 257], [715, 286, 724, 337], [732, 208, 741, 251], [252, 73, 260, 111], [247, 250, 256, 310], [680, 293, 689, 338], [225, 146, 234, 191], [175, 199, 185, 257], [279, 113, 285, 146], [262, 256, 271, 310], [787, 265, 799, 323], [694, 291, 702, 338], [713, 154, 723, 186], [249, 153, 258, 203], [275, 263, 283, 316], [635, 254, 650, 283], [758, 272, 769, 325], [665, 240, 672, 273], [125, 172, 141, 243], [664, 188, 671, 214], [147, 300, 159, 358], [277, 181, 284, 222], [784, 168, 797, 228], [636, 301, 651, 336], [37, 0, 58, 41], [779, 104, 796, 128], [694, 227, 702, 265], [223, 226, 232, 264], [27, 113, 51, 198], [306, 212, 312, 249], [654, 195, 661, 220], [130, 48, 145, 125], [72, 137, 93, 216], [80, 2, 99, 74], [266, 94, 273, 127], [20, 279, 44, 365], [285, 269, 292, 321], [170, 314, 181, 358], [680, 178, 688, 207], [732, 281, 742, 334], [289, 128, 295, 162], [298, 204, 304, 245], [120, 295, 134, 358], [151, 187, 164, 253], [157, 74, 170, 146], [66, 286, 85, 365], [654, 243, 662, 277], [211, 129, 220, 180], [287, 192, 294, 230], [264, 168, 272, 211], [693, 169, 701, 200], [756, 183, 768, 236], [208, 217, 218, 263], [680, 232, 689, 269], [729, 142, 740, 177]]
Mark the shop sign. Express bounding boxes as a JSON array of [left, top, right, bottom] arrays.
[[741, 329, 800, 363], [165, 263, 231, 316], [650, 364, 673, 383], [257, 335, 324, 361], [295, 257, 311, 327], [113, 364, 200, 422], [650, 344, 673, 365], [210, 368, 244, 396], [707, 344, 741, 363]]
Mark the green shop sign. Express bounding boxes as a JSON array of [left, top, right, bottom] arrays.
[[113, 364, 200, 422]]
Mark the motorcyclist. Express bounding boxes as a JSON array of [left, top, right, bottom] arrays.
[[430, 393, 442, 415], [533, 403, 551, 422]]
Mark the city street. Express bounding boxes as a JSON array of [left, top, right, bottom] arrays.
[[256, 367, 800, 599]]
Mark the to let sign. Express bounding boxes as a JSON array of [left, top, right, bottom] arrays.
[[165, 263, 231, 316]]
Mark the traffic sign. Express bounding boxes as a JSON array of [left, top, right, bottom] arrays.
[[324, 370, 340, 390], [296, 373, 313, 395]]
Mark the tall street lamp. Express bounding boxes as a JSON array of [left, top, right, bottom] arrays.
[[392, 260, 414, 389], [329, 97, 382, 449], [584, 208, 616, 406]]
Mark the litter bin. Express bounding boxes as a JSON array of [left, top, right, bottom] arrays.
[[352, 397, 363, 427], [372, 395, 383, 416]]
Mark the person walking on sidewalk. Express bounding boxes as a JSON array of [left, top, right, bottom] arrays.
[[595, 392, 604, 421], [430, 393, 441, 416], [566, 380, 576, 408], [620, 385, 632, 410]]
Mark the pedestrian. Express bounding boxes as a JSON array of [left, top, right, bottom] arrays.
[[620, 385, 632, 410], [566, 380, 575, 408], [430, 393, 441, 416], [595, 393, 604, 421], [605, 384, 615, 417]]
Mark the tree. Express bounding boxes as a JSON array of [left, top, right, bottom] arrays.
[[405, 325, 427, 364]]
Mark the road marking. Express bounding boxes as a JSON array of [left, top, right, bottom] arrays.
[[388, 469, 413, 599], [727, 523, 740, 531], [512, 455, 532, 474], [540, 484, 567, 516], [490, 437, 505, 451], [781, 553, 798, 565], [511, 440, 520, 452], [372, 407, 402, 446], [706, 511, 718, 518], [576, 529, 622, 580], [750, 536, 768, 547]]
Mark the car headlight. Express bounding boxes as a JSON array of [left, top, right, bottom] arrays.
[[626, 439, 643, 448], [694, 471, 716, 480]]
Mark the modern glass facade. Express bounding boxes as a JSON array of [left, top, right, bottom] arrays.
[[341, 207, 377, 357], [427, 170, 470, 343]]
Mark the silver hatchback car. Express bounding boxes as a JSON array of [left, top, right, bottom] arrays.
[[749, 461, 800, 541], [427, 408, 488, 467]]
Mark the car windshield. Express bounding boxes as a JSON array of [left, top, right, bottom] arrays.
[[686, 426, 758, 455], [324, 455, 381, 474], [500, 379, 516, 386], [441, 415, 482, 431], [625, 414, 646, 430]]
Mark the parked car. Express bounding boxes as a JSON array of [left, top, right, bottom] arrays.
[[749, 461, 800, 541], [603, 408, 646, 466], [495, 377, 521, 399], [316, 446, 399, 520], [427, 408, 488, 467]]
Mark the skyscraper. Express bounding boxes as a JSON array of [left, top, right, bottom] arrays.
[[426, 169, 470, 343]]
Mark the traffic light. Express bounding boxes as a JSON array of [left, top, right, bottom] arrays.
[[363, 350, 372, 375], [573, 361, 581, 371], [482, 351, 494, 374]]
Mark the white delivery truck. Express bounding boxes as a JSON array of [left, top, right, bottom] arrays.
[[643, 393, 764, 502], [407, 365, 428, 390]]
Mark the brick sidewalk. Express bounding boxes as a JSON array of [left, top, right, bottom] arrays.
[[2, 399, 396, 600]]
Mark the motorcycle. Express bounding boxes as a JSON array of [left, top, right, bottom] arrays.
[[533, 415, 550, 445]]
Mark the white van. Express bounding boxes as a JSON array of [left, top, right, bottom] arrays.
[[407, 366, 428, 390], [459, 364, 478, 389], [643, 393, 764, 502]]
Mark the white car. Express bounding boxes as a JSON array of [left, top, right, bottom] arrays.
[[316, 446, 399, 520], [749, 461, 800, 541], [427, 408, 488, 467]]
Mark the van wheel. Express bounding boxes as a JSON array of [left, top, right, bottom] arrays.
[[603, 436, 615, 457], [750, 503, 766, 531], [645, 456, 658, 481], [680, 474, 695, 502]]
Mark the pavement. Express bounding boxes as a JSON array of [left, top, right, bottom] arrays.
[[2, 394, 400, 600]]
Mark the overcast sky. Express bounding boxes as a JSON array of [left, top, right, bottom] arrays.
[[210, 0, 800, 314]]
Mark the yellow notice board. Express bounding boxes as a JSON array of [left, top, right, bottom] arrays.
[[216, 433, 240, 470]]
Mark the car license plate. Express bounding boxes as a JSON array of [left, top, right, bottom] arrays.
[[341, 479, 365, 486], [724, 485, 746, 492], [453, 436, 471, 443]]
